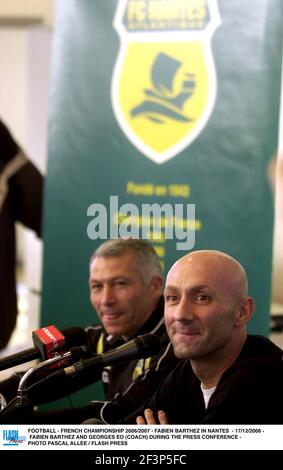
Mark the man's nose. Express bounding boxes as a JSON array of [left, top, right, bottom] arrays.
[[174, 297, 194, 322], [101, 286, 116, 305]]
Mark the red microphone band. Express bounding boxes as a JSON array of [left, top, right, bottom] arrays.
[[32, 325, 67, 367]]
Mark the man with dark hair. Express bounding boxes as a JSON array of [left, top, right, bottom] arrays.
[[0, 238, 178, 423], [84, 238, 178, 423]]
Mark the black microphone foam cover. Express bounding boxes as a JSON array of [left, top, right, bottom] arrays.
[[62, 327, 87, 348], [135, 334, 161, 357]]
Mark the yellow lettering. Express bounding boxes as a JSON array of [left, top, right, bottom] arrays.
[[192, 1, 206, 21], [154, 185, 168, 196], [126, 181, 154, 196], [149, 1, 179, 21], [168, 185, 190, 198], [128, 1, 146, 22]]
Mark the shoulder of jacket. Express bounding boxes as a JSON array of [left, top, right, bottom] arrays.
[[85, 324, 103, 333]]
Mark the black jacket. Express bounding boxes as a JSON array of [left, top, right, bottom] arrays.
[[0, 120, 43, 349], [123, 335, 283, 424], [85, 296, 179, 423], [0, 297, 179, 423]]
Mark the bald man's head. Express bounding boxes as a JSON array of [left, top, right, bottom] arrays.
[[164, 250, 255, 361], [167, 250, 248, 304]]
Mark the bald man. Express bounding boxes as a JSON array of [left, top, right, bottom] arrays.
[[127, 250, 283, 425]]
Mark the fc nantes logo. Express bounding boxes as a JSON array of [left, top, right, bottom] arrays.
[[112, 0, 221, 164]]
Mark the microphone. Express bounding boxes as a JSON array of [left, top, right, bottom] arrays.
[[25, 334, 161, 405], [0, 326, 87, 371], [58, 333, 161, 374]]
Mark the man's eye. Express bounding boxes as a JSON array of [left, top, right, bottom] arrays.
[[165, 295, 178, 303], [196, 294, 210, 302], [91, 284, 101, 290], [114, 280, 127, 287]]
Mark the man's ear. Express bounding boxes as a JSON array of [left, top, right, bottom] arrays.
[[234, 296, 255, 326], [149, 275, 163, 298]]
